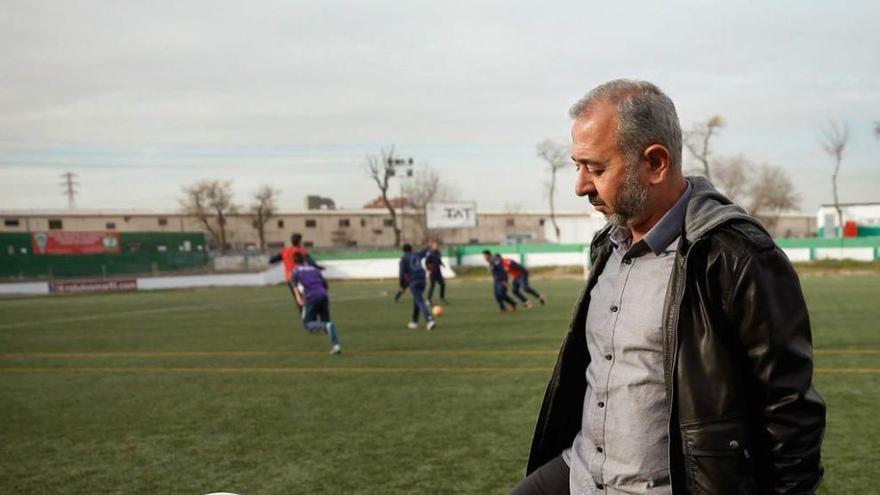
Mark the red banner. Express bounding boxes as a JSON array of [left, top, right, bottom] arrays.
[[32, 231, 121, 255], [49, 279, 137, 294]]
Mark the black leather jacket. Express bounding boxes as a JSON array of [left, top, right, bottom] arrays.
[[526, 178, 826, 494]]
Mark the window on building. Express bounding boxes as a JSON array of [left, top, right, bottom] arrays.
[[277, 219, 284, 228], [304, 241, 314, 248], [105, 222, 116, 230], [360, 218, 367, 227], [383, 218, 394, 227], [372, 229, 383, 235], [158, 217, 168, 226], [4, 219, 20, 227], [305, 219, 317, 228], [506, 218, 515, 227], [339, 219, 350, 227], [539, 218, 545, 226], [468, 238, 479, 244], [48, 219, 63, 230]]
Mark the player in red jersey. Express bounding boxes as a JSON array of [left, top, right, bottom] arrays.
[[269, 233, 323, 310]]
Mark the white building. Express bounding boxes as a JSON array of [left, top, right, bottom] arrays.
[[817, 203, 880, 237]]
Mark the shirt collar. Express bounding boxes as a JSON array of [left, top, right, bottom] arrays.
[[608, 180, 693, 256]]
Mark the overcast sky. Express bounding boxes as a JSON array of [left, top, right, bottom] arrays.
[[1, 1, 878, 214]]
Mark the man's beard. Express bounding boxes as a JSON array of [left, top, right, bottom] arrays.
[[589, 163, 649, 228]]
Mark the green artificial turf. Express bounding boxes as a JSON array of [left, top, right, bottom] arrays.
[[1, 275, 878, 494]]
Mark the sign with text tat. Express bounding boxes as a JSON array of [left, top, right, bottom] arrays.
[[426, 202, 477, 229], [32, 231, 121, 255]]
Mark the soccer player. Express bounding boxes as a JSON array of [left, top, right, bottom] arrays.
[[399, 243, 437, 331], [425, 240, 448, 305], [500, 256, 545, 308], [269, 233, 323, 310], [291, 253, 341, 355], [482, 250, 517, 312]]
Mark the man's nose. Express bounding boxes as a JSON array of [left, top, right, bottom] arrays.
[[575, 171, 596, 197]]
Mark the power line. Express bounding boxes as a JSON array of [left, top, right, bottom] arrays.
[[60, 172, 80, 209]]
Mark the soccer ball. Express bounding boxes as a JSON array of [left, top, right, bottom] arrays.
[[431, 305, 444, 317]]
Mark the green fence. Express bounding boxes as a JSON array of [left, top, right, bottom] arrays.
[[0, 232, 209, 279]]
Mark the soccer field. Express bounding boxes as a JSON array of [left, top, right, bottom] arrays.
[[1, 275, 878, 494]]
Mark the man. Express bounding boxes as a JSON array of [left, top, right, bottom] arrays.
[[426, 240, 448, 305], [483, 250, 518, 313], [500, 256, 545, 308], [269, 233, 323, 310], [291, 253, 340, 355], [511, 80, 825, 494], [399, 243, 437, 331]]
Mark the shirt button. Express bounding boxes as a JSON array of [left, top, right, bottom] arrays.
[[624, 258, 632, 265], [597, 401, 605, 408], [610, 305, 619, 312], [596, 484, 605, 490], [597, 446, 603, 453], [604, 353, 612, 361]]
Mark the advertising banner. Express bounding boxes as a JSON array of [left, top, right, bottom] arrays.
[[32, 231, 121, 255], [426, 202, 478, 229], [49, 279, 137, 294]]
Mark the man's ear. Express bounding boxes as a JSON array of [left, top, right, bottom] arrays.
[[643, 144, 671, 184]]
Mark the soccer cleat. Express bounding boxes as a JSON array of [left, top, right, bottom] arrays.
[[510, 304, 517, 312], [330, 344, 341, 355], [407, 322, 418, 330], [426, 320, 437, 332], [539, 297, 546, 305], [524, 301, 533, 309]]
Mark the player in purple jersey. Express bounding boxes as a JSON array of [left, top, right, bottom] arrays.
[[291, 253, 341, 355]]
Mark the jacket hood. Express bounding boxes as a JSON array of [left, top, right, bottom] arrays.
[[683, 176, 765, 243], [592, 177, 766, 248]]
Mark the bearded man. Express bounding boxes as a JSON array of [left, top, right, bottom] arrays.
[[509, 80, 825, 495]]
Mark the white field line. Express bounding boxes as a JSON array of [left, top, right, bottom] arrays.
[[0, 293, 380, 330]]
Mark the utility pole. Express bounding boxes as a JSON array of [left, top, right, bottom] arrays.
[[60, 172, 80, 209]]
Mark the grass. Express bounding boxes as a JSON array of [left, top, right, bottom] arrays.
[[0, 275, 878, 494]]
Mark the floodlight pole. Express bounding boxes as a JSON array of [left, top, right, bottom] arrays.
[[387, 156, 415, 244]]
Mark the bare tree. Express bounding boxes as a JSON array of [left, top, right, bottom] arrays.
[[748, 164, 800, 231], [684, 115, 725, 180], [364, 147, 404, 247], [536, 139, 569, 241], [820, 120, 849, 237], [403, 166, 457, 243], [180, 180, 238, 251], [249, 185, 279, 251], [713, 155, 750, 204]]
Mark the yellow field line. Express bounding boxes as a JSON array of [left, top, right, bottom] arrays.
[[0, 366, 878, 374], [814, 349, 880, 355], [0, 366, 549, 374], [0, 350, 557, 359], [814, 368, 880, 374], [1, 348, 878, 360]]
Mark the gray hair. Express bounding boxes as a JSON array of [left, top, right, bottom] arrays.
[[569, 79, 682, 171]]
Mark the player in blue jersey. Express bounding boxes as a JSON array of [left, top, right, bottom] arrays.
[[399, 243, 437, 331], [291, 253, 341, 355], [482, 250, 518, 312], [425, 240, 448, 305]]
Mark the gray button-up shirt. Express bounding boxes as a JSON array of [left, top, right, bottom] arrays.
[[564, 183, 692, 495]]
